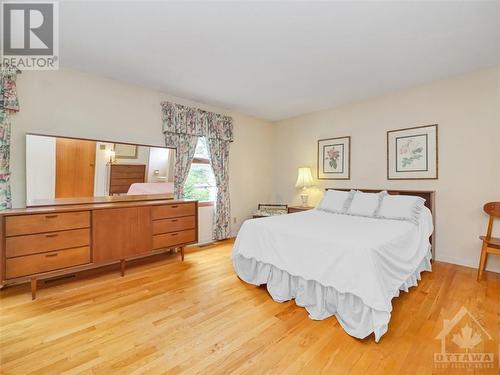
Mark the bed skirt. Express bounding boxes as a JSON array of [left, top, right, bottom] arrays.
[[232, 250, 432, 342]]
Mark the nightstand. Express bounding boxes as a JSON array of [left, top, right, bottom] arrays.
[[287, 206, 314, 214]]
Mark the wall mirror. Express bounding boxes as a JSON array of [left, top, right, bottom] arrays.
[[25, 134, 176, 206]]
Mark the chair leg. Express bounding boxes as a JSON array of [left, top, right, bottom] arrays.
[[477, 242, 489, 281]]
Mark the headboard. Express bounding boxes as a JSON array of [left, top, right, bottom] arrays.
[[325, 188, 436, 256]]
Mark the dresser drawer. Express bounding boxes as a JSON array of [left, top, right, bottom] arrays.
[[111, 170, 145, 178], [151, 203, 196, 220], [110, 178, 144, 186], [152, 229, 196, 250], [6, 228, 90, 258], [5, 211, 90, 237], [5, 246, 91, 279], [152, 216, 196, 235], [111, 165, 145, 173]]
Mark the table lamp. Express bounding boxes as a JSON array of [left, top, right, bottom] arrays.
[[295, 167, 314, 207]]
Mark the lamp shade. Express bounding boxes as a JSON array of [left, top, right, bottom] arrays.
[[295, 167, 314, 188]]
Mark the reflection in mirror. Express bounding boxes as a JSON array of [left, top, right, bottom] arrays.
[[26, 134, 176, 206]]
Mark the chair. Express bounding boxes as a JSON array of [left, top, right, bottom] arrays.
[[477, 202, 500, 281]]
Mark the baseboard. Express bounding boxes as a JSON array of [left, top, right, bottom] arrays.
[[435, 253, 500, 273]]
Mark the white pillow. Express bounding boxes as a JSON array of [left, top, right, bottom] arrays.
[[376, 194, 425, 224], [347, 191, 386, 217], [317, 190, 354, 213]]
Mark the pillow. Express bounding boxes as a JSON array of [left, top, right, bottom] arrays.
[[317, 190, 354, 213], [376, 194, 426, 224], [346, 191, 386, 217]]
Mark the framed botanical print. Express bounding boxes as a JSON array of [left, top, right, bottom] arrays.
[[114, 143, 138, 159], [387, 124, 438, 180], [317, 136, 350, 180]]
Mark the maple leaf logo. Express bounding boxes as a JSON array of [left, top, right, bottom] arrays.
[[451, 324, 482, 351]]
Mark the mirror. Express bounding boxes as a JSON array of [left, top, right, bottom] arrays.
[[26, 134, 176, 206]]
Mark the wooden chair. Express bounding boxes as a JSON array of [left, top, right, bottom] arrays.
[[477, 202, 500, 281]]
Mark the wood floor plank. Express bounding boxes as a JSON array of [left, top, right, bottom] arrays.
[[1, 240, 499, 374]]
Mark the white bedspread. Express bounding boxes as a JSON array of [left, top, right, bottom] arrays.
[[232, 208, 433, 341]]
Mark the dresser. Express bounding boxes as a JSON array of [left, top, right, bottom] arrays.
[[0, 197, 198, 299], [109, 164, 146, 194]]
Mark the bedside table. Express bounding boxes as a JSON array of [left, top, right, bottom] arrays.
[[288, 206, 314, 214]]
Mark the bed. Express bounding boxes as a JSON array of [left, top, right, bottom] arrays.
[[127, 182, 174, 195], [232, 189, 435, 342]]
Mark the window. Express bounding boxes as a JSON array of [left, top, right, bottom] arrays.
[[184, 137, 216, 205]]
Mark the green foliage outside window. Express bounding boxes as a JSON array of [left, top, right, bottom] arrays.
[[184, 137, 216, 202], [184, 164, 212, 201]]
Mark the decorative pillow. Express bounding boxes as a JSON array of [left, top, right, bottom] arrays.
[[346, 191, 386, 217], [317, 190, 354, 213], [376, 194, 426, 224]]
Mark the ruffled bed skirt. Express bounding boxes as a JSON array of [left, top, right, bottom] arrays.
[[233, 251, 432, 342]]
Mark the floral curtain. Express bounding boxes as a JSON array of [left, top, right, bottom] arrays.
[[161, 102, 233, 142], [0, 65, 20, 210], [207, 137, 231, 240], [166, 133, 198, 199], [161, 101, 233, 239]]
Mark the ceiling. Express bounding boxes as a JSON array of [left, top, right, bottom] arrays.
[[59, 1, 500, 121]]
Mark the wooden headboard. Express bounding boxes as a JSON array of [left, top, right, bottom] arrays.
[[325, 188, 436, 256]]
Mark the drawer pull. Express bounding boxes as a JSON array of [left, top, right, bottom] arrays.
[[171, 219, 178, 222], [45, 234, 58, 238], [45, 253, 58, 258], [171, 205, 178, 208], [171, 233, 178, 236], [45, 215, 58, 219]]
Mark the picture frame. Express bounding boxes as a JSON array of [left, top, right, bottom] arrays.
[[317, 136, 350, 180], [387, 124, 438, 180], [114, 143, 138, 159]]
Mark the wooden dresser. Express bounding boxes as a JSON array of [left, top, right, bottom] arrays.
[[0, 197, 198, 299], [109, 164, 146, 194]]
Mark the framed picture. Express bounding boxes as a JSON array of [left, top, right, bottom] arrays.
[[317, 136, 350, 180], [387, 124, 438, 180], [114, 143, 138, 159]]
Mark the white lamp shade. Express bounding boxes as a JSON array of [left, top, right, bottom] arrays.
[[295, 167, 314, 188]]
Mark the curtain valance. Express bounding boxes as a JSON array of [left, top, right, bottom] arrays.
[[161, 101, 233, 142]]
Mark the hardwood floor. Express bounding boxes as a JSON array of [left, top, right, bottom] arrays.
[[1, 240, 499, 374]]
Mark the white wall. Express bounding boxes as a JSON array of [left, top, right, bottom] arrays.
[[147, 147, 173, 183], [94, 142, 114, 196], [11, 68, 274, 237], [229, 113, 274, 235], [272, 67, 500, 273], [25, 135, 55, 205]]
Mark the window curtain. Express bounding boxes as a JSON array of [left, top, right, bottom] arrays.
[[161, 101, 233, 239], [0, 65, 20, 210], [207, 137, 231, 240], [167, 133, 198, 199]]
